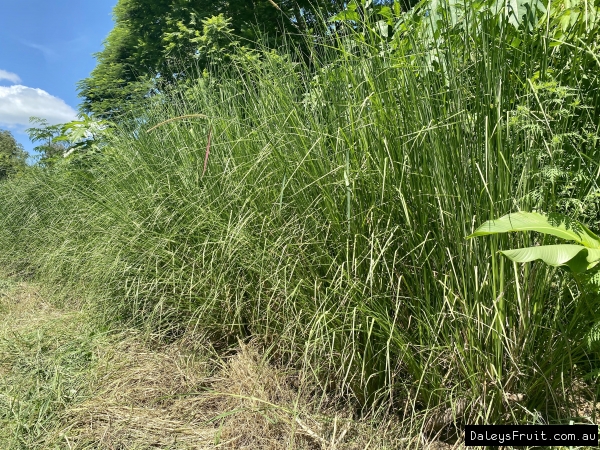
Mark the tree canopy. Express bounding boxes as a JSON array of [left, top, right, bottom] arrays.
[[0, 130, 27, 180], [78, 0, 346, 119], [25, 118, 69, 161]]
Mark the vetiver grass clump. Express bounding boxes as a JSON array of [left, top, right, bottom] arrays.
[[0, 1, 599, 441]]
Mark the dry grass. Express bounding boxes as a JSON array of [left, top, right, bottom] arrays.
[[65, 335, 408, 449], [0, 277, 514, 450], [0, 279, 62, 330], [4, 276, 400, 450], [65, 334, 215, 449]]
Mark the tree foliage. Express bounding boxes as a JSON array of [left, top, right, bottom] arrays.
[[78, 0, 345, 119], [25, 118, 70, 167], [0, 130, 27, 180], [25, 116, 113, 168]]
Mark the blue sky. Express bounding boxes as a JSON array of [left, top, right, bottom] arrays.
[[0, 0, 116, 155]]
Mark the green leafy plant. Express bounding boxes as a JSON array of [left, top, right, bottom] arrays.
[[469, 211, 600, 274], [25, 117, 70, 166], [469, 211, 600, 352], [0, 129, 28, 180], [26, 115, 112, 167], [55, 114, 113, 155]]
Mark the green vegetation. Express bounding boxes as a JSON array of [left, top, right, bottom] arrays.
[[25, 115, 112, 167], [77, 0, 352, 119], [0, 279, 106, 448], [1, 0, 600, 446], [470, 211, 600, 364], [0, 129, 27, 180], [470, 212, 600, 275]]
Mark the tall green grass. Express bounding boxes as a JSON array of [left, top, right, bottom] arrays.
[[1, 1, 598, 434]]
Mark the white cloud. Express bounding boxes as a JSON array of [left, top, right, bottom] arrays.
[[0, 85, 77, 127], [0, 69, 21, 84]]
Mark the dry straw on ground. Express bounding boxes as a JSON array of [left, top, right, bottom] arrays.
[[12, 279, 592, 449], [2, 279, 415, 449], [65, 336, 375, 449], [0, 279, 474, 449]]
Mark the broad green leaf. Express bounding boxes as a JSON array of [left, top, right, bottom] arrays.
[[500, 245, 600, 273], [508, 0, 545, 29], [375, 20, 390, 37], [330, 10, 361, 22], [467, 212, 600, 249], [378, 6, 393, 21]]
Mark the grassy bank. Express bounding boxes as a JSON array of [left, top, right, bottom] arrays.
[[0, 1, 599, 444]]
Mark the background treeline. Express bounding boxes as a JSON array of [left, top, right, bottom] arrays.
[[0, 129, 27, 180], [1, 0, 599, 442]]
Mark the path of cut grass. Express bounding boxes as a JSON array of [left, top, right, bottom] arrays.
[[0, 274, 420, 450]]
